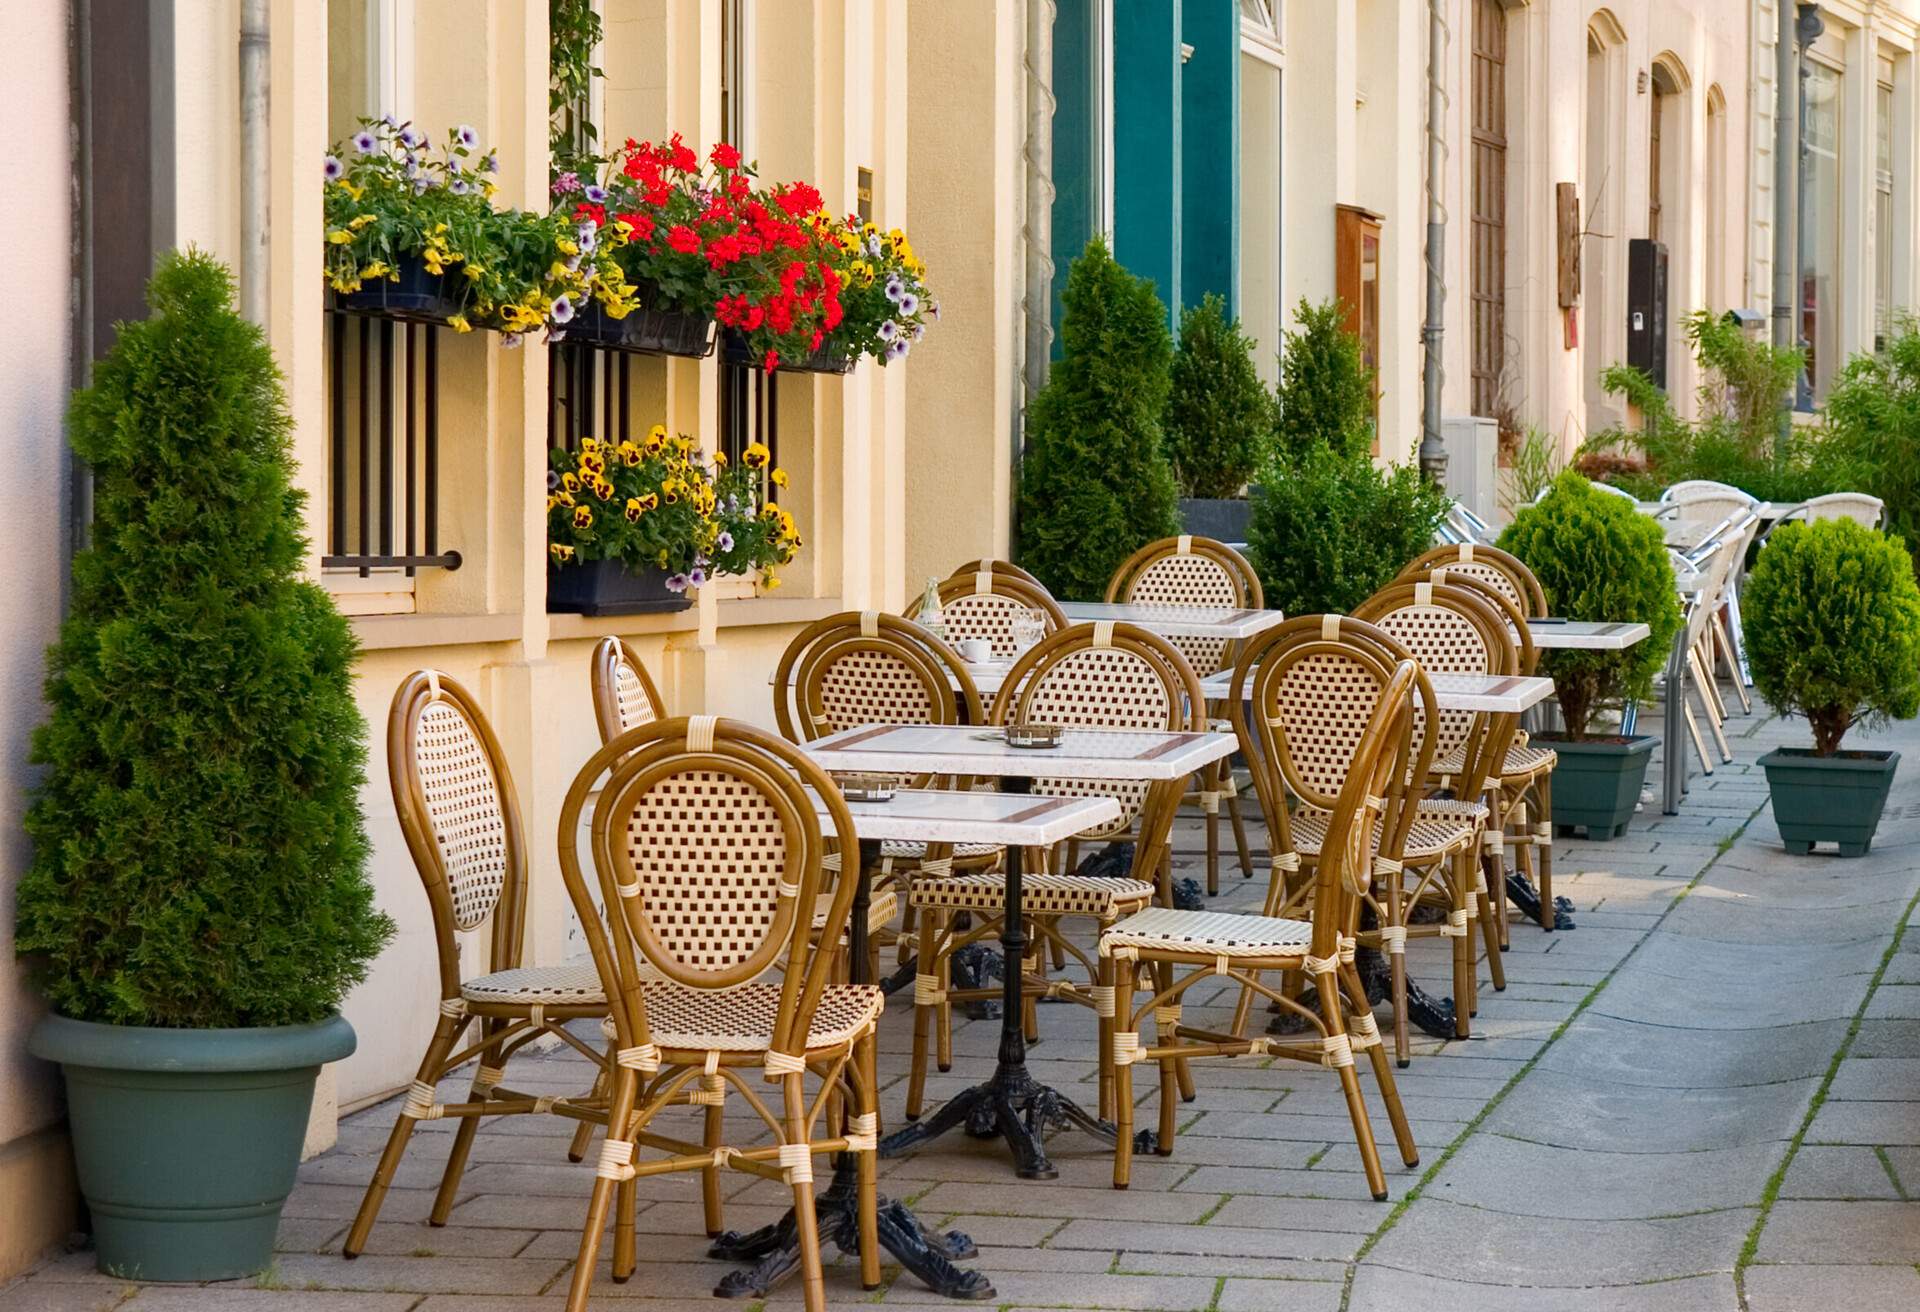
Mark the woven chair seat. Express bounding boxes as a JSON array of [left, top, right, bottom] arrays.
[[1417, 797, 1491, 823], [813, 888, 899, 938], [1289, 809, 1477, 862], [909, 871, 1155, 918], [1431, 743, 1558, 781], [879, 839, 1002, 863], [1102, 906, 1313, 959], [639, 981, 883, 1054], [461, 960, 609, 1006]]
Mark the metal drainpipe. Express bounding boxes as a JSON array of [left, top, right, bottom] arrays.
[[1418, 0, 1449, 481], [1017, 0, 1057, 557], [1793, 4, 1823, 412], [239, 0, 269, 327], [1771, 0, 1798, 361]]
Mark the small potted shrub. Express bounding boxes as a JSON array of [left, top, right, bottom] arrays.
[[1744, 518, 1920, 855], [1498, 472, 1683, 839], [1164, 293, 1273, 543], [1273, 297, 1376, 463], [546, 425, 802, 613], [18, 253, 393, 1280], [325, 117, 631, 341]]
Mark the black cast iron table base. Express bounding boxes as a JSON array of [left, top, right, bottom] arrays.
[[712, 837, 992, 1301], [1505, 872, 1577, 930], [709, 1155, 991, 1300]]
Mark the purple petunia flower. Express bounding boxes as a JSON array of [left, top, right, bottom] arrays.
[[322, 155, 344, 181], [501, 332, 524, 350], [547, 469, 562, 491], [412, 175, 432, 194], [688, 567, 707, 588], [449, 177, 470, 195], [352, 130, 378, 154], [877, 319, 899, 342], [482, 153, 497, 173], [912, 322, 926, 342], [399, 127, 424, 150], [584, 184, 608, 204], [665, 573, 690, 593], [550, 296, 575, 325], [898, 291, 919, 316], [716, 531, 734, 553], [564, 253, 582, 273], [577, 226, 598, 254], [884, 277, 904, 304], [455, 124, 479, 149], [885, 337, 911, 362], [929, 300, 941, 321], [551, 171, 581, 196]]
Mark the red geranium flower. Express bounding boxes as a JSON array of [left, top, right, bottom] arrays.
[[666, 225, 701, 254], [712, 142, 742, 170]]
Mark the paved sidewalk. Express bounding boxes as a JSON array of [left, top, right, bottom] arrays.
[[7, 704, 1918, 1312]]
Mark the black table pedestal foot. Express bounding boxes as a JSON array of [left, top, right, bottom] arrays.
[[882, 1059, 1155, 1181], [710, 1156, 993, 1301], [1504, 873, 1576, 930]]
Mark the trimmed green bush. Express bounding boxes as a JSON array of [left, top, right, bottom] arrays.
[[1018, 236, 1179, 599], [1273, 298, 1375, 462], [1497, 472, 1682, 740], [1742, 518, 1920, 755], [15, 251, 392, 1028], [1163, 294, 1272, 499], [1822, 317, 1920, 572], [1246, 443, 1449, 617]]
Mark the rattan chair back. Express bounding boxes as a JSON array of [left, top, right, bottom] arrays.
[[1775, 492, 1886, 530], [1401, 542, 1548, 621], [949, 557, 1048, 590], [991, 621, 1204, 838], [1105, 535, 1264, 676], [389, 670, 528, 999], [772, 609, 984, 744], [590, 637, 667, 745], [909, 572, 1069, 658], [1662, 483, 1758, 551]]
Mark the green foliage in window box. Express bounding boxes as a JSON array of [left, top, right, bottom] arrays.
[[1017, 236, 1179, 599], [1742, 518, 1920, 755], [1163, 294, 1273, 499], [1272, 297, 1375, 463], [1245, 443, 1450, 618], [1821, 316, 1920, 572], [15, 252, 393, 1028], [1497, 472, 1682, 740]]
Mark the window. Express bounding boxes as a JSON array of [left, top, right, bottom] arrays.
[[1469, 0, 1508, 418], [1876, 74, 1894, 351], [1238, 0, 1284, 384], [1803, 59, 1843, 404], [716, 0, 776, 467], [1706, 86, 1727, 310]]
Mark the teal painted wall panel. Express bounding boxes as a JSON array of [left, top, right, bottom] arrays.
[[1050, 0, 1100, 351], [1113, 0, 1181, 327], [1180, 0, 1238, 316]]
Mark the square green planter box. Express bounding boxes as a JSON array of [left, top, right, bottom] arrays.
[[1537, 733, 1657, 841], [1758, 747, 1900, 857]]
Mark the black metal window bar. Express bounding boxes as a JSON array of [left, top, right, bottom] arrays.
[[545, 340, 777, 467], [324, 312, 463, 576]]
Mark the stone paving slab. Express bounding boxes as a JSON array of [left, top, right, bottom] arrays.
[[7, 704, 1919, 1312]]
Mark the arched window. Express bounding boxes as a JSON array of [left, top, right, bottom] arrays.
[[1706, 84, 1727, 312], [1582, 10, 1626, 422]]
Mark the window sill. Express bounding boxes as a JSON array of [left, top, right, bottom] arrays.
[[351, 612, 523, 651]]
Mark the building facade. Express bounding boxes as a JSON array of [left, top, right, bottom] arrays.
[[6, 0, 1920, 1283]]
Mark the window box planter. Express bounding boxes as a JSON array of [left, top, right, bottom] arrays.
[[29, 1012, 355, 1281], [568, 295, 716, 358], [1536, 732, 1657, 841], [721, 329, 854, 376], [330, 254, 461, 325], [547, 558, 691, 617], [1758, 747, 1900, 857]]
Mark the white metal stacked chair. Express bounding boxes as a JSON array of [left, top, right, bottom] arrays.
[[557, 715, 883, 1312]]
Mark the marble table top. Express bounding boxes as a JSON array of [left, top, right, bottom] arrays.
[[799, 723, 1236, 781], [1197, 668, 1554, 714], [1057, 600, 1288, 640], [1527, 619, 1652, 650], [808, 787, 1121, 846]]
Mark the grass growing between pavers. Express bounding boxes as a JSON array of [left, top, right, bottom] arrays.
[[1732, 883, 1920, 1303], [1337, 795, 1770, 1312]]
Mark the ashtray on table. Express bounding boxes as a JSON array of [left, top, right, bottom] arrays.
[[1003, 723, 1063, 750]]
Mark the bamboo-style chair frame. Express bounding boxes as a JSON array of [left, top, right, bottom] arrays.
[[1105, 534, 1264, 894], [345, 671, 615, 1259], [949, 557, 1048, 590], [1100, 646, 1422, 1197], [907, 571, 1069, 660], [556, 716, 883, 1312], [903, 621, 1203, 1121]]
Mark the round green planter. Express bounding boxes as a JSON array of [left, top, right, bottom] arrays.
[[1536, 733, 1658, 841], [29, 1012, 355, 1281], [1759, 747, 1900, 857]]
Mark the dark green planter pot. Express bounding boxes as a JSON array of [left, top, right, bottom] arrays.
[[1538, 733, 1657, 840], [29, 1013, 355, 1281], [1759, 747, 1900, 857]]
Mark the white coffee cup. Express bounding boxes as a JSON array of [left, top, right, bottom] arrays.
[[957, 637, 993, 664]]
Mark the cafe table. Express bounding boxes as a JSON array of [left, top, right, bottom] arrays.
[[799, 723, 1236, 1181], [1057, 599, 1287, 641], [1526, 618, 1653, 650], [710, 787, 1122, 1302]]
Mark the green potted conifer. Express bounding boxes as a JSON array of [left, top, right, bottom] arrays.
[[1164, 293, 1272, 543], [1745, 518, 1920, 855], [17, 252, 393, 1280], [1498, 472, 1683, 839]]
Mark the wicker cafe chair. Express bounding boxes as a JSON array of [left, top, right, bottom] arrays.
[[1106, 534, 1265, 894], [908, 569, 1069, 659], [1101, 651, 1422, 1198], [556, 716, 884, 1312], [345, 671, 614, 1259], [768, 615, 1002, 961], [903, 621, 1198, 1121], [1771, 491, 1886, 530], [950, 557, 1048, 590]]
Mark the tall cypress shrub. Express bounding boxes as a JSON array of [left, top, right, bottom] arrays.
[[1018, 236, 1179, 599], [1163, 294, 1273, 499], [16, 251, 392, 1028], [1273, 297, 1376, 462]]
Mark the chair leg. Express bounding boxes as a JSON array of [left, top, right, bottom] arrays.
[[1683, 702, 1713, 776], [1227, 788, 1256, 879], [564, 1066, 640, 1312], [345, 1010, 466, 1256], [783, 1073, 829, 1312], [1386, 877, 1410, 1068], [1533, 775, 1556, 933], [1714, 613, 1752, 713], [855, 1031, 883, 1291], [1159, 959, 1196, 1103], [1321, 972, 1388, 1201], [1476, 853, 1506, 991], [568, 1057, 610, 1163], [1341, 962, 1417, 1168], [1204, 769, 1222, 897], [907, 908, 942, 1118], [1450, 873, 1472, 1040], [1112, 956, 1136, 1189], [1097, 955, 1115, 1123], [429, 1021, 498, 1225], [1693, 652, 1734, 763], [936, 911, 955, 1074], [613, 1174, 637, 1282], [701, 1074, 726, 1237]]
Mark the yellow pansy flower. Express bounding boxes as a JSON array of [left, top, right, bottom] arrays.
[[327, 229, 354, 245], [771, 468, 789, 489], [550, 543, 575, 563], [743, 442, 771, 469], [572, 505, 594, 529]]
